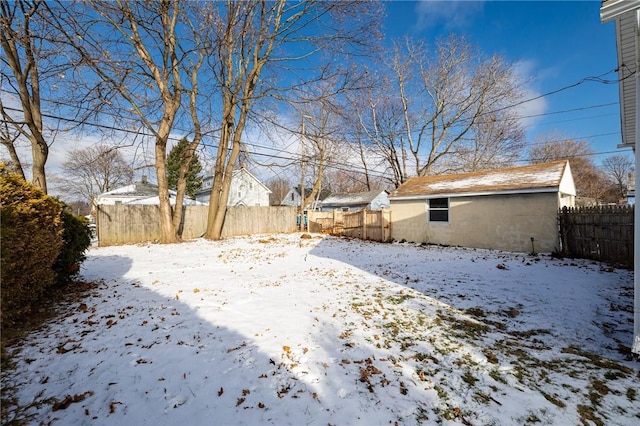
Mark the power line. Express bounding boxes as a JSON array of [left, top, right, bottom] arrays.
[[3, 64, 632, 180], [3, 103, 630, 179], [486, 69, 626, 118], [4, 64, 626, 139]]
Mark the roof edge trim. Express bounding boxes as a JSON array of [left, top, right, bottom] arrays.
[[389, 187, 560, 201]]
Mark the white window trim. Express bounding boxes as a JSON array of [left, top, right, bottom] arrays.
[[426, 198, 449, 224]]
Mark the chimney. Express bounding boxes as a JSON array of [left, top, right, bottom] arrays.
[[141, 174, 148, 184], [240, 162, 247, 170]]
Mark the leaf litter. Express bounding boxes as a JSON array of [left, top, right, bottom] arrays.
[[1, 233, 637, 425]]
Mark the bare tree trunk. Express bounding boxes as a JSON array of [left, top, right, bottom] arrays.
[[357, 140, 371, 191], [0, 136, 26, 179], [58, 0, 186, 243], [1, 0, 49, 192], [205, 105, 245, 240], [30, 136, 47, 192], [172, 41, 205, 233], [154, 139, 175, 242]]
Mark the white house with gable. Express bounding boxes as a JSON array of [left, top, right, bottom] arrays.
[[196, 166, 271, 206]]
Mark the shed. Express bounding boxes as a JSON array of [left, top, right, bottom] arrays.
[[389, 160, 575, 253], [319, 189, 390, 212]]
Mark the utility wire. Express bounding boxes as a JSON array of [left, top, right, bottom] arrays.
[[2, 104, 629, 179], [2, 66, 632, 183]]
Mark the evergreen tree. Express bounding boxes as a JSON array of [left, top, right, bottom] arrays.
[[167, 138, 203, 198]]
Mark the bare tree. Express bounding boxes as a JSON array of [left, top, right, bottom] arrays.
[[202, 1, 382, 239], [53, 144, 134, 205], [266, 176, 290, 206], [345, 35, 524, 185], [529, 134, 609, 201], [601, 154, 634, 201], [392, 35, 525, 176], [1, 0, 52, 191], [298, 107, 338, 210], [349, 73, 409, 188], [52, 0, 209, 243], [323, 168, 382, 193], [450, 109, 525, 172], [0, 113, 25, 179]]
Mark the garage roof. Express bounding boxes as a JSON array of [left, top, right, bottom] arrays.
[[390, 160, 573, 199]]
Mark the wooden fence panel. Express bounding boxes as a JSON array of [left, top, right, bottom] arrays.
[[97, 205, 298, 246], [558, 205, 634, 266], [308, 209, 391, 242], [221, 206, 298, 237], [343, 210, 364, 239], [182, 206, 208, 239], [97, 205, 163, 246]]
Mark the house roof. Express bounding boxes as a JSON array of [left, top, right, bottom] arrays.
[[290, 186, 331, 200], [601, 0, 640, 150], [123, 195, 206, 206], [321, 190, 388, 207], [98, 181, 163, 199], [390, 160, 572, 199]]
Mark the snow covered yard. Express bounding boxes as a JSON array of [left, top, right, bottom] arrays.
[[2, 233, 638, 425]]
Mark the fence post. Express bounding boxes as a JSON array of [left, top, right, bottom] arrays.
[[384, 209, 390, 242], [362, 209, 367, 240], [558, 206, 566, 255]]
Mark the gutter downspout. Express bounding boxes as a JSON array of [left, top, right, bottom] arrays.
[[633, 9, 640, 355]]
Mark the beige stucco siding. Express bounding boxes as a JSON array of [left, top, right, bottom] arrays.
[[391, 192, 562, 253]]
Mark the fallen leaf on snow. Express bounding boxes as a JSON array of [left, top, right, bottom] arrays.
[[52, 391, 94, 411]]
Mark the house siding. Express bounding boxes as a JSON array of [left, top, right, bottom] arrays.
[[370, 192, 390, 210], [391, 192, 562, 253], [196, 169, 270, 206]]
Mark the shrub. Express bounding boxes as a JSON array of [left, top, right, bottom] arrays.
[[0, 166, 63, 324], [52, 206, 92, 287]]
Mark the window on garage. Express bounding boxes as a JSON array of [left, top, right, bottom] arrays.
[[428, 198, 449, 222]]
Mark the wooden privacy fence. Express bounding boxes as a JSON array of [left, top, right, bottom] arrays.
[[308, 209, 391, 242], [97, 205, 298, 246], [558, 205, 634, 267]]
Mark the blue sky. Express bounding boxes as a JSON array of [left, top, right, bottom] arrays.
[[382, 0, 627, 165]]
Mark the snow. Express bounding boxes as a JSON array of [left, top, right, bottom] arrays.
[[427, 169, 560, 191], [3, 233, 638, 425]]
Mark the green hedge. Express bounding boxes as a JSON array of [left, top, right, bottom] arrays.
[[52, 206, 92, 287], [0, 166, 91, 324]]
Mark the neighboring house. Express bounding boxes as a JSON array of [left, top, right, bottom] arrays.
[[319, 189, 390, 212], [389, 160, 575, 253], [280, 186, 331, 210], [96, 176, 205, 206], [626, 172, 635, 205], [601, 0, 639, 355], [196, 166, 271, 206]]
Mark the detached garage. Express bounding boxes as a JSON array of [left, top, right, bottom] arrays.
[[389, 160, 576, 253]]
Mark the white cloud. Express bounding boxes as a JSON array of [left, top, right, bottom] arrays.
[[511, 59, 549, 132], [412, 0, 485, 33]]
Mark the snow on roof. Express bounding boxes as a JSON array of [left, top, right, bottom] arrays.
[[98, 182, 160, 198], [321, 190, 387, 206], [123, 195, 206, 206], [391, 160, 570, 198]]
